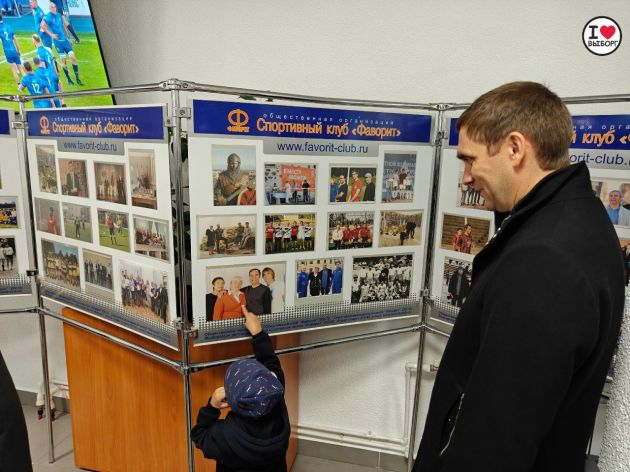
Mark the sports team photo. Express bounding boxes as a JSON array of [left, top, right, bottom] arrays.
[[328, 211, 374, 250], [0, 196, 18, 228], [295, 258, 344, 306], [264, 213, 315, 254], [351, 254, 413, 304], [382, 153, 416, 203], [41, 238, 79, 290]]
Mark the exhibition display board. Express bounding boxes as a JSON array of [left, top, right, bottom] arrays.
[[0, 108, 35, 308], [189, 98, 435, 344], [24, 105, 179, 348]]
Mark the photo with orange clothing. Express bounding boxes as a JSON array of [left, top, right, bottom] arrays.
[[212, 145, 257, 206], [329, 166, 376, 203]]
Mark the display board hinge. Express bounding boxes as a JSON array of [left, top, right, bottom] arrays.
[[11, 120, 27, 130], [184, 328, 198, 339], [166, 107, 191, 127], [433, 130, 446, 145], [420, 289, 430, 298]]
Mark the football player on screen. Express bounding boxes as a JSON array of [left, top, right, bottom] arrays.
[[0, 14, 24, 85], [40, 1, 82, 85]]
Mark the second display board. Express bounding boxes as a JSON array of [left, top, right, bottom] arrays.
[[189, 98, 435, 341]]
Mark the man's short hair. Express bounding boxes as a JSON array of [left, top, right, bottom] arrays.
[[33, 57, 41, 66], [32, 34, 41, 43], [457, 81, 573, 170], [24, 61, 33, 72], [249, 268, 261, 276], [262, 267, 275, 279]]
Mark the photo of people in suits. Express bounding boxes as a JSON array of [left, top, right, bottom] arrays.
[[295, 258, 344, 307], [120, 260, 170, 323]]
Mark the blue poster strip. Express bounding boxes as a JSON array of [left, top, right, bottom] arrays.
[[26, 106, 165, 140], [448, 114, 630, 151], [0, 109, 10, 135], [193, 100, 432, 143]]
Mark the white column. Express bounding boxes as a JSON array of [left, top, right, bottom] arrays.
[[599, 287, 630, 472]]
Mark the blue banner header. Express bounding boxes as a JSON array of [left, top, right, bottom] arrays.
[[192, 99, 432, 143], [26, 106, 165, 140], [0, 109, 10, 135], [448, 114, 630, 151]]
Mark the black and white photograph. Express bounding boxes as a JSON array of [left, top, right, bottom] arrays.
[[198, 215, 256, 258], [328, 211, 375, 250], [379, 210, 422, 247], [120, 260, 170, 323], [441, 257, 472, 307], [83, 249, 114, 301], [62, 203, 92, 243], [36, 145, 58, 194], [134, 216, 170, 262], [0, 237, 18, 277], [295, 258, 344, 306], [351, 254, 413, 303], [264, 163, 317, 205]]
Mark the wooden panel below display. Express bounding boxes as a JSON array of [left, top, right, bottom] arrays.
[[62, 308, 299, 472]]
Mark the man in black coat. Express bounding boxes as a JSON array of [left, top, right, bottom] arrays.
[[414, 82, 624, 472], [447, 265, 469, 307], [0, 350, 32, 472]]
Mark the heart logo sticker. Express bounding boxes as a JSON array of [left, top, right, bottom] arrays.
[[583, 17, 622, 55], [600, 25, 616, 39]]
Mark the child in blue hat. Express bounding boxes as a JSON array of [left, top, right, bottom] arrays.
[[191, 307, 290, 471]]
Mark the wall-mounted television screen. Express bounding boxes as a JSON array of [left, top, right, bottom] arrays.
[[0, 0, 112, 109]]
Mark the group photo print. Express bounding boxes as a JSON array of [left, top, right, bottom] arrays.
[[382, 153, 416, 203], [120, 260, 169, 323], [41, 238, 80, 291], [351, 254, 413, 304], [133, 216, 170, 262], [264, 163, 316, 205], [379, 210, 422, 247], [94, 162, 127, 205], [198, 214, 256, 258], [61, 202, 91, 242], [0, 196, 18, 228], [212, 145, 256, 206], [83, 248, 113, 298], [295, 258, 344, 306], [440, 213, 491, 256], [330, 166, 376, 203], [204, 262, 286, 322], [264, 213, 315, 254], [328, 211, 374, 250], [129, 149, 158, 210]]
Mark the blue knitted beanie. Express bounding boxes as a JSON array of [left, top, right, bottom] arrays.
[[224, 359, 284, 418]]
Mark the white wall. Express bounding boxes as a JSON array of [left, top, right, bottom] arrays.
[[1, 0, 629, 458]]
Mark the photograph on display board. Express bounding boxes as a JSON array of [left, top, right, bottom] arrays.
[[34, 198, 60, 235], [0, 237, 17, 277], [328, 211, 374, 250], [97, 209, 129, 252], [0, 162, 3, 189], [204, 262, 286, 322], [129, 150, 158, 210], [592, 178, 630, 227], [197, 214, 255, 259], [61, 203, 92, 242], [379, 210, 422, 247], [133, 216, 170, 262], [41, 239, 80, 291], [83, 249, 114, 301], [264, 163, 316, 205], [212, 145, 256, 206], [351, 254, 413, 304], [456, 162, 487, 210], [58, 159, 89, 198], [620, 238, 630, 286], [329, 166, 376, 203], [120, 260, 169, 323], [295, 258, 343, 306], [441, 256, 472, 308], [440, 213, 491, 256], [264, 213, 315, 254], [382, 153, 416, 203], [0, 197, 18, 228], [94, 162, 127, 205], [36, 145, 58, 194]]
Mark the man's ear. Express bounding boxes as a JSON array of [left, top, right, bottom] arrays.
[[506, 132, 527, 168]]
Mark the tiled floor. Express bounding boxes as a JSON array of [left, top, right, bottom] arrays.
[[22, 406, 393, 472]]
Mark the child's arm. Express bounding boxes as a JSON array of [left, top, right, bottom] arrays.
[[243, 308, 286, 387], [190, 387, 228, 460]]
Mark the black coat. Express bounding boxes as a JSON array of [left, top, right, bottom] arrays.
[[191, 332, 290, 472], [0, 350, 32, 472], [414, 163, 624, 472]]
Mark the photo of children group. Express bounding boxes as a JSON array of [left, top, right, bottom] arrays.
[[41, 239, 80, 291], [440, 214, 491, 256], [265, 214, 316, 254], [328, 211, 374, 250], [351, 254, 413, 304], [0, 237, 17, 277], [120, 261, 169, 323], [592, 178, 630, 227], [441, 257, 472, 307], [204, 263, 285, 321], [265, 163, 316, 205], [198, 215, 256, 258], [379, 211, 422, 247], [295, 258, 343, 305], [212, 145, 257, 206], [382, 153, 415, 203], [0, 196, 18, 228], [330, 167, 376, 203]]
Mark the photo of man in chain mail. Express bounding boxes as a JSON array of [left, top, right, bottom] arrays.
[[212, 145, 256, 206]]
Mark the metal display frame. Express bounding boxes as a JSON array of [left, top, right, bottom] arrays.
[[0, 81, 628, 472]]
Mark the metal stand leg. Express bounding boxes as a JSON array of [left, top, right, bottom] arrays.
[[181, 326, 195, 472], [38, 307, 55, 463]]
